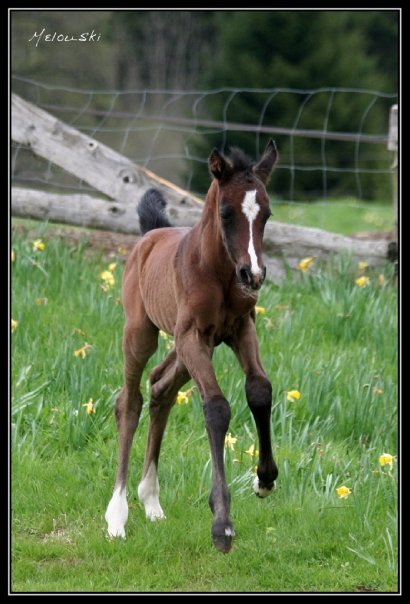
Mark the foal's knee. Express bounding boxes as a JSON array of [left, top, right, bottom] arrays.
[[203, 396, 231, 434], [114, 390, 125, 427], [114, 389, 142, 430], [245, 375, 272, 414]]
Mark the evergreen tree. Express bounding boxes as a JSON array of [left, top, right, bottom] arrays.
[[189, 10, 398, 200]]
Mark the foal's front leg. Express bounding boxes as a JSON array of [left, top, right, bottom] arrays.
[[176, 327, 233, 553], [230, 316, 278, 496]]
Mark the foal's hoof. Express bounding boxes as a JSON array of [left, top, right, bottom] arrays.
[[106, 525, 126, 539], [212, 521, 235, 554], [253, 476, 275, 498], [145, 508, 166, 522]]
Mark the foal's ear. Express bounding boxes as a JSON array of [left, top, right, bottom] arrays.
[[208, 149, 233, 181], [253, 139, 278, 184]]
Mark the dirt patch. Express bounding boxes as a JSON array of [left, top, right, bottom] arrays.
[[349, 230, 393, 241], [354, 585, 379, 593]]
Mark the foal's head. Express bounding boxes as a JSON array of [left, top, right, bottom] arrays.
[[208, 139, 278, 291]]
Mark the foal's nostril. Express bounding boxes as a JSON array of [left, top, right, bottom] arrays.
[[261, 266, 267, 283], [239, 266, 252, 286]]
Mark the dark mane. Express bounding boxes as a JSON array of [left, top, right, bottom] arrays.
[[227, 147, 255, 172]]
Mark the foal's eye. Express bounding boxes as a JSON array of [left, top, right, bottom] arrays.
[[263, 210, 272, 223], [220, 206, 234, 222]]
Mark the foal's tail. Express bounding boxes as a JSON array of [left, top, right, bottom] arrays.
[[137, 188, 173, 235]]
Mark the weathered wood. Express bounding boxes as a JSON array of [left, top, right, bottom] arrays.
[[11, 93, 203, 211], [12, 187, 389, 265], [388, 104, 398, 243], [263, 221, 389, 265], [388, 105, 398, 152], [11, 188, 201, 233], [11, 93, 392, 270]]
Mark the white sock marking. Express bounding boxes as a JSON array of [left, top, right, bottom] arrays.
[[241, 190, 262, 276], [138, 462, 166, 521], [253, 476, 274, 498], [105, 487, 128, 538]]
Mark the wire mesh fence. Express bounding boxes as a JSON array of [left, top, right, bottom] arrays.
[[11, 76, 398, 228]]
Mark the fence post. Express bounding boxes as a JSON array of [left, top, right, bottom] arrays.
[[388, 104, 398, 244]]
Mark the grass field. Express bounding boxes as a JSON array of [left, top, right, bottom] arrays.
[[11, 219, 399, 593], [271, 198, 393, 235]]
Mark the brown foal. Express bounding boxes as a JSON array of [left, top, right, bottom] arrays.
[[105, 140, 279, 553]]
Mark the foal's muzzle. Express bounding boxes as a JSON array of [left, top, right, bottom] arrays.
[[237, 265, 266, 290]]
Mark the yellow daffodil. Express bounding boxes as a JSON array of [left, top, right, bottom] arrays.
[[108, 262, 117, 272], [287, 390, 301, 402], [378, 274, 385, 286], [224, 432, 238, 450], [298, 257, 314, 272], [358, 261, 369, 270], [11, 249, 16, 262], [82, 399, 95, 415], [372, 387, 384, 395], [176, 392, 189, 405], [11, 319, 18, 333], [74, 343, 92, 359], [176, 387, 195, 405], [379, 453, 395, 468], [245, 444, 259, 458], [32, 239, 45, 251], [35, 297, 48, 305], [176, 390, 190, 405], [336, 485, 352, 499], [355, 276, 370, 287], [255, 306, 266, 315], [100, 270, 115, 288]]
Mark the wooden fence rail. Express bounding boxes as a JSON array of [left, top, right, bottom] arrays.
[[11, 92, 395, 276]]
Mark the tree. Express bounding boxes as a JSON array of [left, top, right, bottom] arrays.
[[188, 10, 398, 201], [110, 11, 217, 94]]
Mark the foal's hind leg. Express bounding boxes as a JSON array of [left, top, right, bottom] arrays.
[[229, 316, 278, 496], [105, 318, 158, 538], [138, 348, 190, 520]]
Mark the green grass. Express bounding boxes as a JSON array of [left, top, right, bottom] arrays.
[[270, 198, 393, 235], [11, 223, 399, 593]]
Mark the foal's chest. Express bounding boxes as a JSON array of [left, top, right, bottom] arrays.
[[214, 306, 256, 346]]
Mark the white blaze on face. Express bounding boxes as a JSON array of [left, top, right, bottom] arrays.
[[241, 190, 262, 276]]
